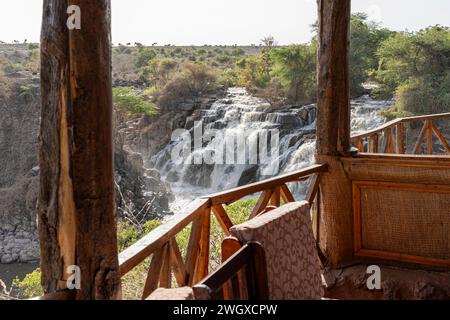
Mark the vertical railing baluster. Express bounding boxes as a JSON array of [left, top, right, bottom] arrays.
[[194, 208, 211, 284], [271, 187, 281, 207], [426, 120, 434, 155], [396, 123, 405, 154], [368, 134, 379, 153]]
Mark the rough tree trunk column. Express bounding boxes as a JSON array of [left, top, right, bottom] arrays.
[[38, 0, 121, 299], [315, 0, 354, 266]]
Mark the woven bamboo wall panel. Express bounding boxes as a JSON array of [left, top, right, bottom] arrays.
[[353, 181, 450, 265]]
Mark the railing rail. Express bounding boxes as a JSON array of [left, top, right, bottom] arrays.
[[351, 112, 450, 155], [118, 163, 328, 299]]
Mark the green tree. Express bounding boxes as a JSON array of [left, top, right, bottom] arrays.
[[236, 55, 271, 89], [376, 25, 450, 116], [350, 13, 394, 96], [135, 48, 156, 68], [12, 268, 43, 299], [271, 44, 317, 103]]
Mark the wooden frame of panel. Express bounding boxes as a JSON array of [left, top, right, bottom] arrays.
[[352, 181, 450, 268]]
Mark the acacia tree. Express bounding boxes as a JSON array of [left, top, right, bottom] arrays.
[[271, 44, 317, 103], [350, 13, 394, 96], [376, 25, 450, 116]]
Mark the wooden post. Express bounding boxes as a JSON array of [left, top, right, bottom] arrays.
[[396, 123, 405, 154], [38, 0, 120, 299], [426, 120, 434, 155], [383, 128, 394, 153], [316, 0, 351, 156], [369, 134, 379, 153], [315, 0, 353, 266]]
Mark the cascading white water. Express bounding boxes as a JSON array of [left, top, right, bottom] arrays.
[[148, 87, 392, 211]]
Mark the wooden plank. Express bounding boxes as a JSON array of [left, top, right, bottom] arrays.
[[352, 180, 450, 195], [306, 174, 321, 206], [356, 138, 364, 153], [119, 198, 209, 276], [351, 118, 403, 140], [426, 120, 434, 155], [430, 122, 450, 154], [352, 112, 450, 140], [185, 215, 204, 286], [280, 184, 295, 203], [368, 134, 379, 153], [193, 243, 268, 300], [397, 112, 450, 123], [194, 209, 211, 284], [250, 190, 273, 219], [221, 237, 243, 300], [270, 187, 281, 207], [352, 183, 362, 253], [169, 238, 188, 287], [395, 123, 405, 154], [141, 246, 165, 299], [341, 153, 450, 169], [383, 128, 394, 153], [159, 243, 171, 288], [204, 164, 328, 205], [356, 249, 450, 268], [248, 242, 270, 300], [212, 205, 234, 236], [413, 121, 428, 154]]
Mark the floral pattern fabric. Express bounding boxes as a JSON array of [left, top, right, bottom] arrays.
[[230, 201, 323, 300]]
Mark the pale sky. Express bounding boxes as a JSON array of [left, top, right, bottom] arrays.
[[0, 0, 448, 45]]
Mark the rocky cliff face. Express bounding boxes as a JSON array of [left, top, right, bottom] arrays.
[[115, 93, 223, 164], [0, 76, 176, 264], [0, 73, 40, 264], [114, 125, 173, 221]]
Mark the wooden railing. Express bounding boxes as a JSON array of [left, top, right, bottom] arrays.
[[351, 112, 450, 155], [118, 164, 328, 299]]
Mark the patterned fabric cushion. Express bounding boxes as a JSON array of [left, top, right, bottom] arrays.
[[230, 201, 323, 300]]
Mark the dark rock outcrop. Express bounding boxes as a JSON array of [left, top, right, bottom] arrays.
[[0, 74, 40, 263]]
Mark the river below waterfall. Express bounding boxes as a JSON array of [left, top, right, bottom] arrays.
[[148, 87, 392, 212]]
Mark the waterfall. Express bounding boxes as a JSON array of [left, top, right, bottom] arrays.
[[148, 87, 392, 210]]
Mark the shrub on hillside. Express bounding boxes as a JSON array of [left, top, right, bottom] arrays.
[[112, 86, 159, 116], [12, 268, 43, 299], [157, 63, 217, 109], [135, 48, 156, 68]]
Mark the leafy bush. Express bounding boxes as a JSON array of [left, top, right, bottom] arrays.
[[236, 55, 271, 89], [271, 44, 317, 103], [28, 43, 39, 50], [118, 220, 162, 252], [12, 268, 43, 299], [349, 13, 394, 97], [157, 63, 217, 109], [135, 48, 156, 68], [112, 87, 159, 116], [376, 26, 450, 116]]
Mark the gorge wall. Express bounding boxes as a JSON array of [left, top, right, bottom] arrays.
[[0, 72, 40, 264], [0, 73, 204, 264]]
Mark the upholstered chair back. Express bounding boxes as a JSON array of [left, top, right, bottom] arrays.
[[230, 201, 323, 300]]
